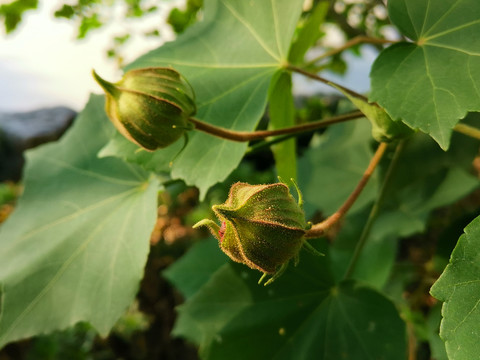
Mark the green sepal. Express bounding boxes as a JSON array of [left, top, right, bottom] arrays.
[[331, 83, 415, 142], [92, 67, 196, 151], [195, 180, 310, 277]]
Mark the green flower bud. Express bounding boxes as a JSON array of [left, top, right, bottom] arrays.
[[331, 83, 414, 143], [92, 67, 196, 151], [194, 180, 320, 285]]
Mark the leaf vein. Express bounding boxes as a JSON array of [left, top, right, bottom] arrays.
[[271, 0, 283, 58], [220, 0, 280, 61], [197, 68, 274, 109], [18, 188, 139, 243], [425, 18, 480, 41], [39, 156, 144, 187], [0, 208, 120, 342], [423, 47, 445, 144]]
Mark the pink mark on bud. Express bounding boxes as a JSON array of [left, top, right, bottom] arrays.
[[219, 222, 226, 242]]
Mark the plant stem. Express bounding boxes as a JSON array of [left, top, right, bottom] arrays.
[[287, 64, 369, 102], [305, 35, 397, 67], [246, 133, 298, 155], [453, 123, 480, 140], [246, 115, 367, 155], [343, 140, 405, 279], [305, 141, 388, 239], [189, 111, 364, 142]]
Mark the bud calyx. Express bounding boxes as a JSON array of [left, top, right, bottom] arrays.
[[194, 179, 321, 285], [93, 67, 196, 151]]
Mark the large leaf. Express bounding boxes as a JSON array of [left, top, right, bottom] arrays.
[[121, 0, 304, 198], [163, 238, 226, 300], [426, 304, 448, 360], [98, 130, 184, 174], [430, 215, 480, 360], [169, 242, 406, 360], [370, 0, 480, 149], [0, 95, 159, 347]]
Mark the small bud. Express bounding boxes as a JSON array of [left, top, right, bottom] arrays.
[[92, 67, 196, 151], [194, 179, 319, 285], [331, 83, 414, 143]]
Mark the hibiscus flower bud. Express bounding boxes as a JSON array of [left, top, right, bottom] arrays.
[[194, 180, 321, 285], [92, 67, 196, 151]]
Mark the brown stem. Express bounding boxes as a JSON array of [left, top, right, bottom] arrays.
[[453, 123, 480, 140], [189, 111, 364, 142], [287, 64, 369, 102], [305, 142, 388, 239], [407, 321, 418, 360], [305, 35, 397, 67]]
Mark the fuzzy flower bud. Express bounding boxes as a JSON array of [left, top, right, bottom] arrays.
[[92, 67, 196, 151], [194, 180, 320, 284]]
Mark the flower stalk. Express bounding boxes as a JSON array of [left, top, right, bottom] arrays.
[[188, 111, 364, 142]]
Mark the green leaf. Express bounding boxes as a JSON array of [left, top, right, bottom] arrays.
[[163, 238, 226, 299], [288, 1, 328, 64], [299, 120, 377, 216], [430, 215, 480, 360], [54, 4, 75, 19], [126, 0, 305, 198], [78, 13, 102, 39], [0, 183, 16, 206], [0, 95, 159, 347], [0, 0, 38, 33], [98, 130, 185, 174], [268, 71, 297, 181], [370, 0, 480, 149], [173, 254, 406, 360], [0, 283, 3, 320], [426, 304, 448, 360]]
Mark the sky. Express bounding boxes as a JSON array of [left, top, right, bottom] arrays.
[[0, 1, 379, 114], [0, 1, 177, 112]]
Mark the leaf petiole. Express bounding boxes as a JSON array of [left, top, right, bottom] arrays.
[[453, 123, 480, 141]]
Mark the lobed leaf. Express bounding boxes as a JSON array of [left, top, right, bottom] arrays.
[[430, 215, 480, 360], [169, 241, 407, 360], [123, 0, 305, 198], [0, 95, 159, 347], [370, 0, 480, 149], [98, 131, 184, 174], [163, 238, 226, 300]]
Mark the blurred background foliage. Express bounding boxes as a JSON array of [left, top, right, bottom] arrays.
[[0, 0, 392, 68], [1, 1, 468, 359]]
